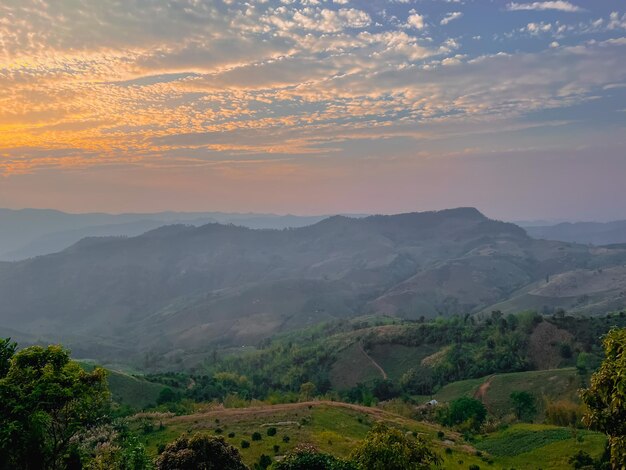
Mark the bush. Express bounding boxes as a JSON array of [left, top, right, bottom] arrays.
[[252, 431, 262, 441], [283, 435, 291, 443], [267, 427, 277, 436], [274, 444, 357, 470], [545, 400, 584, 427], [155, 434, 247, 469], [256, 453, 272, 470], [510, 391, 536, 421], [241, 440, 250, 449]]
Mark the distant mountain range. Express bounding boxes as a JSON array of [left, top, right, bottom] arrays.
[[1, 207, 625, 364], [3, 208, 626, 262], [523, 220, 626, 246], [0, 208, 342, 261]]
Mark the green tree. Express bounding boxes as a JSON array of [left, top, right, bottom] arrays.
[[155, 434, 247, 470], [299, 382, 317, 401], [273, 444, 357, 470], [510, 391, 537, 421], [0, 344, 110, 470], [0, 337, 16, 377], [581, 328, 626, 469], [439, 397, 487, 431], [350, 423, 441, 470]]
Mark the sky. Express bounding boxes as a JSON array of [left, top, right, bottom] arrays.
[[0, 0, 625, 221]]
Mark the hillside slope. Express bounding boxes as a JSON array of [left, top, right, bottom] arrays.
[[1, 208, 625, 361]]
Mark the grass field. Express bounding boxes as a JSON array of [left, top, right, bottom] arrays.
[[475, 423, 606, 469], [432, 368, 583, 419], [329, 342, 383, 389], [79, 361, 169, 409], [369, 343, 440, 381], [132, 400, 606, 469], [135, 401, 492, 469]]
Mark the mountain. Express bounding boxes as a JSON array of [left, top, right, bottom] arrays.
[[0, 207, 625, 363], [524, 220, 626, 246], [0, 208, 337, 260]]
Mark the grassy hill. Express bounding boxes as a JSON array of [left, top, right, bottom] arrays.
[[80, 361, 172, 409], [133, 401, 606, 469], [431, 368, 583, 419]]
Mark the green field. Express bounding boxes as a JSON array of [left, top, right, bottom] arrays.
[[79, 361, 170, 409], [432, 368, 583, 419], [135, 401, 492, 469], [475, 423, 606, 469], [369, 343, 440, 381], [131, 400, 606, 469]]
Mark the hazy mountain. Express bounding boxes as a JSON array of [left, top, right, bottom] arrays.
[[1, 207, 625, 363], [524, 220, 626, 246], [0, 208, 338, 260]]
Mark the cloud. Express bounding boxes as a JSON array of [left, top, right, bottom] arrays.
[[506, 2, 584, 13], [406, 12, 425, 29], [441, 12, 463, 25]]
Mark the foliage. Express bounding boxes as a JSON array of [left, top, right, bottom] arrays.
[[77, 425, 153, 470], [350, 423, 441, 470], [581, 328, 626, 469], [155, 434, 247, 470], [510, 391, 536, 421], [0, 344, 110, 470], [0, 337, 16, 377], [439, 397, 487, 431], [545, 400, 585, 428], [273, 444, 357, 470]]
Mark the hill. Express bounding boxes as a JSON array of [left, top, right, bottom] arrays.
[[1, 208, 625, 364], [0, 208, 335, 261], [525, 220, 626, 246], [132, 400, 606, 469], [136, 401, 605, 469]]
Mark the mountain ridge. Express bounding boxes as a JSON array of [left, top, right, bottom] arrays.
[[1, 207, 625, 363]]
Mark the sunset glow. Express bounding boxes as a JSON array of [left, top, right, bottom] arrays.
[[1, 0, 625, 218]]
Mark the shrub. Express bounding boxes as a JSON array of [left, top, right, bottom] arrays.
[[274, 444, 357, 470], [545, 400, 584, 427], [351, 423, 441, 470], [267, 427, 277, 436], [241, 440, 250, 449], [252, 432, 262, 441], [155, 434, 247, 470]]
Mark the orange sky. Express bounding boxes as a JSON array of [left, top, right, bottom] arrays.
[[1, 0, 625, 219]]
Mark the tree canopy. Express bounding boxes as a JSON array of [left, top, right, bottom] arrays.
[[350, 423, 441, 470], [0, 343, 110, 470], [581, 327, 626, 469], [155, 434, 247, 470]]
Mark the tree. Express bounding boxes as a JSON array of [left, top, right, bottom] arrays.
[[0, 344, 110, 470], [155, 434, 247, 470], [439, 397, 487, 431], [299, 382, 317, 401], [350, 423, 441, 470], [510, 391, 536, 421], [274, 444, 357, 470], [581, 328, 626, 469], [0, 337, 16, 377]]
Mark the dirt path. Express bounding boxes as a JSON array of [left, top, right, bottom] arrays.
[[359, 342, 388, 380], [474, 375, 495, 405], [164, 400, 408, 425]]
